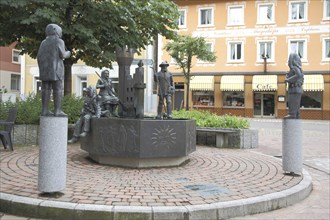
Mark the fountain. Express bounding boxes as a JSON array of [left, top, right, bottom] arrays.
[[81, 47, 196, 168]]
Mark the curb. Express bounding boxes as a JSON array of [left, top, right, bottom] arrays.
[[0, 169, 312, 220]]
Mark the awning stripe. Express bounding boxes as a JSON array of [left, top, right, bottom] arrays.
[[220, 75, 244, 91], [190, 76, 214, 91], [252, 75, 277, 91], [303, 75, 324, 91]]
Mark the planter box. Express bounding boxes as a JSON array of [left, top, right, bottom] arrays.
[[196, 127, 258, 149]]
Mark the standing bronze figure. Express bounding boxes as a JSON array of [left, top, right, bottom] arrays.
[[37, 24, 71, 116], [285, 53, 304, 119], [154, 61, 175, 119]]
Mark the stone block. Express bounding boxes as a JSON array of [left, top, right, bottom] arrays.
[[282, 119, 303, 174], [38, 116, 68, 193]]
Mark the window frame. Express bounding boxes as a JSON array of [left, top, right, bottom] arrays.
[[227, 5, 244, 26], [192, 90, 215, 107], [12, 49, 21, 64], [322, 37, 330, 61], [257, 40, 275, 62], [10, 74, 20, 91], [323, 0, 330, 20], [289, 0, 308, 23], [222, 91, 245, 108], [227, 41, 244, 63], [198, 7, 214, 27], [178, 9, 187, 28], [197, 42, 215, 63], [289, 39, 308, 62], [257, 3, 275, 24]]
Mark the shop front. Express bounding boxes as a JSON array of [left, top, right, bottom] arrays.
[[252, 75, 277, 118], [190, 76, 215, 107]]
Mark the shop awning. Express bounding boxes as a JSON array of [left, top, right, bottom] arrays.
[[252, 75, 277, 91], [303, 75, 324, 91], [190, 76, 214, 91], [220, 75, 244, 91]]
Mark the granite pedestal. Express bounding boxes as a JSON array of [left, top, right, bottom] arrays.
[[81, 118, 196, 168], [282, 119, 303, 174], [38, 116, 68, 193]]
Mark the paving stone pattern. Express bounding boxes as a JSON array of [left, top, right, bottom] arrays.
[[0, 145, 302, 207]]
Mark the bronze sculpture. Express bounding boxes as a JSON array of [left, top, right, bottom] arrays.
[[37, 24, 71, 117], [285, 53, 304, 119], [68, 86, 101, 144], [154, 61, 175, 119], [96, 70, 120, 117]]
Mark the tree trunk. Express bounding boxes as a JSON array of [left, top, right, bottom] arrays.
[[185, 72, 190, 111], [64, 60, 73, 96]]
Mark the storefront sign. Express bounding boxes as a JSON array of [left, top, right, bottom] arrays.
[[256, 84, 273, 90]]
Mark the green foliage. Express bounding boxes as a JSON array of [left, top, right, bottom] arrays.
[[164, 35, 217, 76], [0, 94, 83, 124], [164, 35, 217, 110], [62, 95, 84, 124], [0, 0, 179, 94], [172, 109, 250, 129]]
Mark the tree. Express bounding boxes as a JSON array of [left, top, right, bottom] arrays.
[[164, 35, 216, 110], [0, 0, 179, 95]]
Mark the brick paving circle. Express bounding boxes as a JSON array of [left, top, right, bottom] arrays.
[[0, 145, 303, 207]]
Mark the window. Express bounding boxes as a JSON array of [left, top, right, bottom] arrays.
[[11, 74, 20, 91], [258, 4, 274, 24], [228, 42, 243, 62], [323, 38, 330, 60], [290, 40, 306, 60], [301, 92, 322, 108], [228, 5, 244, 25], [192, 91, 214, 106], [178, 9, 187, 28], [324, 0, 330, 20], [80, 77, 87, 96], [198, 42, 214, 63], [223, 91, 245, 107], [258, 41, 273, 61], [12, 50, 20, 63], [290, 1, 307, 22], [199, 8, 213, 26]]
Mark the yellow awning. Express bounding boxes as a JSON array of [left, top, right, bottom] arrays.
[[252, 75, 277, 91], [190, 76, 214, 91], [303, 75, 324, 91], [220, 75, 244, 91]]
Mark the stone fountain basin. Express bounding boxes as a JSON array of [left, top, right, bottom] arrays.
[[80, 117, 196, 168]]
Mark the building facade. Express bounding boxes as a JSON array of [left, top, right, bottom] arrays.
[[0, 43, 21, 101], [162, 0, 330, 120]]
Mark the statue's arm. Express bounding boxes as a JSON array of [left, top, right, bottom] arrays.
[[96, 79, 104, 89], [286, 68, 303, 83], [58, 39, 70, 59]]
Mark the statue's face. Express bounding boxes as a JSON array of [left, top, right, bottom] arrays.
[[102, 70, 109, 78], [161, 65, 167, 71]]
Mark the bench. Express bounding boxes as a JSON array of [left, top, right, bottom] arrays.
[[196, 128, 239, 148]]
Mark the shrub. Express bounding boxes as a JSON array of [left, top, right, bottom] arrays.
[[172, 109, 250, 129], [0, 94, 83, 124]]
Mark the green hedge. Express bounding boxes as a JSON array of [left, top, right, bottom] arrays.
[[172, 109, 250, 129], [1, 96, 249, 129], [0, 94, 83, 124]]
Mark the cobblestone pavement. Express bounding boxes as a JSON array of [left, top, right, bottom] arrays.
[[0, 119, 328, 219], [234, 119, 330, 220], [0, 145, 302, 207]]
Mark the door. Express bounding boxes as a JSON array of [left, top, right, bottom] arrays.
[[254, 93, 275, 117]]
